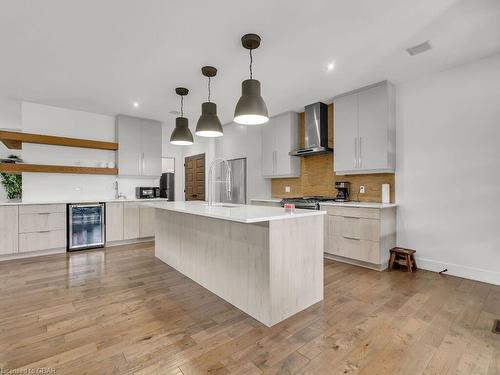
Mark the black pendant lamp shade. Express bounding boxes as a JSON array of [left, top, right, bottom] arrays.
[[234, 34, 269, 125], [196, 66, 223, 137], [170, 87, 194, 146]]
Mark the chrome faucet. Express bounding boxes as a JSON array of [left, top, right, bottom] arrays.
[[207, 158, 232, 206], [113, 180, 126, 200]]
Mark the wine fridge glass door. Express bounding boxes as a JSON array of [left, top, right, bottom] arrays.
[[68, 203, 105, 250]]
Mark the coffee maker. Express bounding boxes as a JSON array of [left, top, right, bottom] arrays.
[[335, 181, 350, 202]]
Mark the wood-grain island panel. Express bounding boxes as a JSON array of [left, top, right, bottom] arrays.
[[155, 208, 324, 326]]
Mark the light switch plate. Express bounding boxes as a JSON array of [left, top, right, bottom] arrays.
[[359, 185, 365, 194], [285, 186, 291, 193]]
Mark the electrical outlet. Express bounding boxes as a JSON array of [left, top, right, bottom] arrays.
[[359, 185, 365, 194], [285, 186, 291, 193]]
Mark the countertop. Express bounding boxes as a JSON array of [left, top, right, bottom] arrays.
[[142, 201, 325, 224], [249, 198, 282, 203], [0, 198, 171, 206], [319, 201, 397, 209], [250, 198, 396, 209]]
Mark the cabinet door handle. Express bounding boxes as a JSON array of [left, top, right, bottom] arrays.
[[359, 137, 362, 168], [273, 150, 277, 174], [354, 138, 358, 168], [138, 152, 141, 175], [343, 235, 360, 240], [142, 152, 145, 174]]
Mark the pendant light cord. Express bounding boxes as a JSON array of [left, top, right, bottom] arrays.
[[249, 49, 253, 79], [208, 76, 211, 102], [180, 95, 184, 117]]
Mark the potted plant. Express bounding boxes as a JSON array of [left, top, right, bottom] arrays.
[[0, 154, 22, 200]]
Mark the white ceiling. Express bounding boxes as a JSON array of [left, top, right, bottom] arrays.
[[1, 0, 499, 125]]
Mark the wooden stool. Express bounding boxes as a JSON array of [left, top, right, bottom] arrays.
[[388, 247, 417, 272]]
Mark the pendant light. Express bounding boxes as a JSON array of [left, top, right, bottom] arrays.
[[234, 33, 269, 125], [170, 87, 194, 146], [196, 66, 223, 137]]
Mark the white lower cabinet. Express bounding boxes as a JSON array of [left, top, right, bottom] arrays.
[[321, 204, 396, 270], [105, 202, 155, 244], [0, 206, 19, 255], [19, 230, 66, 253], [105, 202, 124, 242], [123, 203, 140, 240], [139, 206, 155, 238], [17, 204, 67, 253]]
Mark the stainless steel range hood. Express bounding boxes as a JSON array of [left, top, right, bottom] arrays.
[[289, 102, 332, 157]]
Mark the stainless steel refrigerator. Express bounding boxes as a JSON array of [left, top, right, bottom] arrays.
[[216, 158, 247, 204], [159, 172, 175, 200]]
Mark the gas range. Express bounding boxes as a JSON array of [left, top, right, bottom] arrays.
[[280, 196, 339, 210]]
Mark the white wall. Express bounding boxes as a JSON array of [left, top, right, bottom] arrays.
[[215, 122, 271, 201], [396, 53, 500, 285], [21, 102, 159, 202], [0, 98, 22, 200]]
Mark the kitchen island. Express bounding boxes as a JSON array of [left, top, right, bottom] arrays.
[[143, 201, 325, 326]]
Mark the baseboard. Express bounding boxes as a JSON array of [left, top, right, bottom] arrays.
[[324, 253, 387, 271], [105, 237, 154, 247], [0, 248, 66, 261], [418, 257, 500, 286]]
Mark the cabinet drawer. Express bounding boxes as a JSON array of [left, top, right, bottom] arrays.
[[343, 238, 380, 264], [320, 206, 343, 216], [19, 230, 66, 253], [19, 204, 66, 215], [341, 207, 380, 219], [325, 235, 345, 257], [19, 212, 66, 233], [320, 205, 380, 219], [341, 217, 379, 242]]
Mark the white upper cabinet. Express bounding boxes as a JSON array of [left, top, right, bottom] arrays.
[[333, 81, 395, 175], [117, 115, 162, 177], [140, 119, 162, 177], [261, 112, 300, 178]]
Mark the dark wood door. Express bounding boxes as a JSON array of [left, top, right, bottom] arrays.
[[184, 153, 205, 201]]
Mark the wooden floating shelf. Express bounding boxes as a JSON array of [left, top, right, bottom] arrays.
[[0, 130, 118, 151], [0, 163, 118, 175]]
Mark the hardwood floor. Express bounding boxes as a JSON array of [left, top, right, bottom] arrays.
[[0, 242, 499, 374]]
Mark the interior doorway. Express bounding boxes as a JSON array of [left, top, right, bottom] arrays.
[[184, 153, 205, 201]]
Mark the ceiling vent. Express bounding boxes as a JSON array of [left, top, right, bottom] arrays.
[[406, 41, 432, 56]]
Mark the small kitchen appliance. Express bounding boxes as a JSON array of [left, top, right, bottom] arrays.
[[335, 181, 350, 202], [135, 187, 159, 199]]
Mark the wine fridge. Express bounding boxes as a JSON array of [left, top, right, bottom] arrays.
[[67, 203, 105, 251]]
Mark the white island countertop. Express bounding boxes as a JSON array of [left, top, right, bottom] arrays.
[[0, 198, 171, 206], [143, 200, 325, 224]]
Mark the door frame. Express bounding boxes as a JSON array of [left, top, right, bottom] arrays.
[[184, 153, 206, 201]]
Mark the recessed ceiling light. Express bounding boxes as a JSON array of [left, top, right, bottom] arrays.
[[132, 101, 139, 108], [327, 62, 335, 71]]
